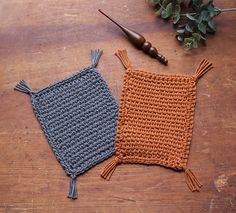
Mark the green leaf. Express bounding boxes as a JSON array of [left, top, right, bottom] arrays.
[[213, 7, 221, 16], [206, 0, 220, 16], [155, 8, 162, 16], [151, 0, 160, 4], [161, 3, 172, 19], [173, 14, 180, 24], [162, 0, 170, 7], [166, 3, 173, 17], [176, 28, 185, 34], [199, 10, 209, 22], [192, 39, 198, 48], [185, 13, 196, 21], [184, 44, 191, 50], [207, 1, 215, 17], [198, 22, 206, 34], [175, 4, 181, 14], [206, 26, 215, 33], [192, 33, 201, 41], [184, 37, 193, 50], [185, 24, 193, 33], [184, 38, 193, 43], [200, 34, 206, 40], [176, 34, 184, 42], [173, 5, 181, 24], [161, 10, 168, 19], [208, 19, 216, 32]]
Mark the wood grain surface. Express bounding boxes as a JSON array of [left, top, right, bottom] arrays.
[[0, 0, 236, 212]]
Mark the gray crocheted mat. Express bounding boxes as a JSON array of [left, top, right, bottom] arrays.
[[15, 49, 118, 199]]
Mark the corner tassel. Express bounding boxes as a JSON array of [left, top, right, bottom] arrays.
[[91, 49, 103, 68], [14, 80, 32, 95], [101, 157, 120, 180], [185, 168, 202, 192], [67, 176, 78, 199], [195, 59, 213, 81], [115, 49, 132, 69]]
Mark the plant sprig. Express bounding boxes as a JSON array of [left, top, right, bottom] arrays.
[[149, 0, 236, 50]]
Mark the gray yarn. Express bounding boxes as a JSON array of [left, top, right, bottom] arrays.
[[15, 49, 118, 199]]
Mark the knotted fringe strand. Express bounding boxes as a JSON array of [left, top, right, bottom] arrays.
[[195, 59, 213, 80], [67, 176, 78, 199], [101, 157, 120, 180], [115, 49, 132, 69], [185, 168, 202, 192], [14, 80, 32, 94], [91, 49, 103, 68]]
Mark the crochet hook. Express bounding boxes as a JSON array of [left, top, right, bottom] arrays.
[[98, 9, 168, 65]]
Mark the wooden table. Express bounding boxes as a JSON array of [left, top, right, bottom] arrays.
[[0, 0, 236, 212]]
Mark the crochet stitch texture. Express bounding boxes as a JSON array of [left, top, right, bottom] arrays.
[[15, 49, 118, 199], [101, 49, 213, 192]]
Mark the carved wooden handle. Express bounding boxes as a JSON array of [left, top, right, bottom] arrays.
[[98, 9, 168, 65], [142, 41, 168, 65]]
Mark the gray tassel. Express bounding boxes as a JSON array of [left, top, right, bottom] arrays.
[[14, 80, 32, 94], [91, 49, 103, 68], [67, 176, 78, 199]]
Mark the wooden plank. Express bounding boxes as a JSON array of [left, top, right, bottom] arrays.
[[0, 0, 236, 212]]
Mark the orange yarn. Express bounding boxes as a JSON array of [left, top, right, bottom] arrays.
[[101, 49, 213, 192]]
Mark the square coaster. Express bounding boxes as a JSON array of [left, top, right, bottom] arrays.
[[15, 50, 118, 199], [116, 69, 196, 170], [101, 49, 213, 192]]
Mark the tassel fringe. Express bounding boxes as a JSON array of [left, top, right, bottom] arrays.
[[195, 59, 213, 80], [91, 49, 103, 68], [115, 49, 132, 69], [67, 176, 78, 199], [185, 168, 202, 192], [101, 157, 120, 180], [14, 80, 32, 94]]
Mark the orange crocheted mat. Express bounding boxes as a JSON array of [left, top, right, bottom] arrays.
[[101, 49, 213, 192]]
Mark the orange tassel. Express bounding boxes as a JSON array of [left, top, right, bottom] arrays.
[[195, 59, 213, 80], [115, 49, 132, 69], [101, 157, 120, 180], [185, 168, 202, 192]]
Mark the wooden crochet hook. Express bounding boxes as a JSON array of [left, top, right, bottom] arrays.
[[98, 9, 168, 65]]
